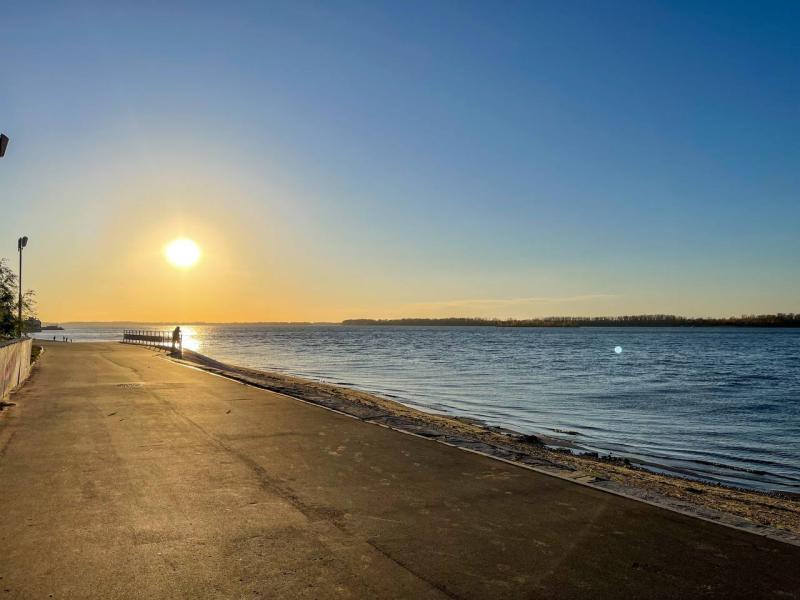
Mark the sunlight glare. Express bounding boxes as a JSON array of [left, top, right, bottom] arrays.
[[178, 326, 201, 352], [165, 239, 201, 268]]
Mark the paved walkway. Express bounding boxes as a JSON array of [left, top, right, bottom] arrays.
[[0, 342, 798, 599]]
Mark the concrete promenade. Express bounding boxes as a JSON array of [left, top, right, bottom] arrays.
[[0, 342, 798, 599]]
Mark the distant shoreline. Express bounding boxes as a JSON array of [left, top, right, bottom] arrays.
[[343, 316, 800, 328], [54, 313, 800, 328]]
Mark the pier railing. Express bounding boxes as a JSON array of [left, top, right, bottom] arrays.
[[122, 329, 182, 357]]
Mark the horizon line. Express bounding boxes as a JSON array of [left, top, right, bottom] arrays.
[[44, 312, 800, 326]]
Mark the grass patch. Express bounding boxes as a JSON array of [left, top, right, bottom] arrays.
[[30, 345, 43, 364]]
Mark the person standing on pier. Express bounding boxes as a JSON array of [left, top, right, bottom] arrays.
[[171, 326, 181, 353]]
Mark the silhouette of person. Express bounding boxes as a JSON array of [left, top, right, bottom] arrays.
[[171, 326, 181, 352]]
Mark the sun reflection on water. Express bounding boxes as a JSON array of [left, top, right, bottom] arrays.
[[178, 326, 201, 352]]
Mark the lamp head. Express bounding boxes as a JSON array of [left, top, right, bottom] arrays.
[[0, 134, 8, 158], [18, 236, 28, 250]]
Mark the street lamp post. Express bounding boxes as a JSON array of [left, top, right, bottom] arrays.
[[17, 236, 28, 338], [6, 137, 30, 338]]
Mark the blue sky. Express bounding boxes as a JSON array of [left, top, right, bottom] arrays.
[[1, 1, 798, 320]]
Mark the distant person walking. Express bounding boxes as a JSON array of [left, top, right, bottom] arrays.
[[171, 326, 181, 354]]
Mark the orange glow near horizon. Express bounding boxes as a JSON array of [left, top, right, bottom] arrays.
[[14, 156, 792, 324]]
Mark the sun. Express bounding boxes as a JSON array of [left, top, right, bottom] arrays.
[[165, 238, 201, 268]]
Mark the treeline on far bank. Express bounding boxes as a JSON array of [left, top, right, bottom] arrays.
[[342, 314, 800, 328]]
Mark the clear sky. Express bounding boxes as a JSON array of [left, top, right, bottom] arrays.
[[1, 1, 798, 322]]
